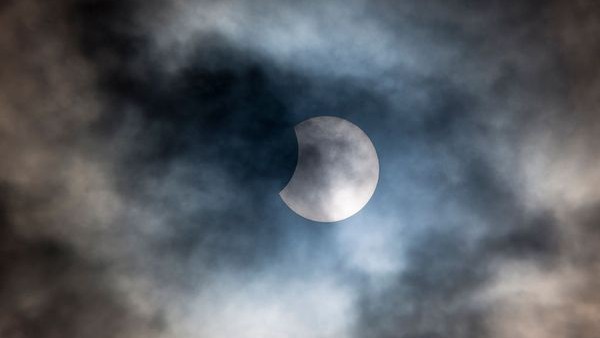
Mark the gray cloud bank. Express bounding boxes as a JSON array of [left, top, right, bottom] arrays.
[[1, 0, 599, 337]]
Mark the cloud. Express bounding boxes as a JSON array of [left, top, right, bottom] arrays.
[[168, 271, 355, 338], [2, 0, 600, 337]]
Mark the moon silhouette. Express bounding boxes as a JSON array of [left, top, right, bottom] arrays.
[[279, 116, 379, 222]]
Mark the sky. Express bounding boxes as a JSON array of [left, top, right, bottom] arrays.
[[1, 0, 600, 337]]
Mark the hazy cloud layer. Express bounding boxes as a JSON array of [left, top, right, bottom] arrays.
[[1, 0, 599, 337]]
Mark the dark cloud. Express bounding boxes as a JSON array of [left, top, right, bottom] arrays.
[[1, 0, 600, 337], [0, 186, 162, 338]]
